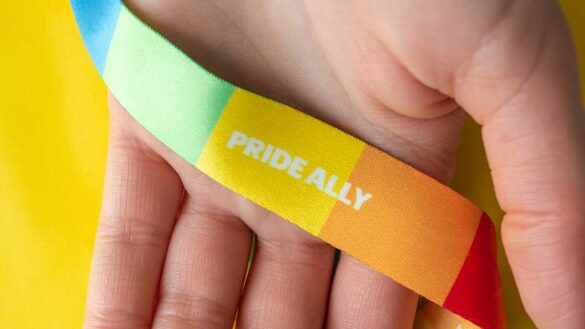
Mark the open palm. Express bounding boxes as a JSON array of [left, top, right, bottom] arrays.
[[84, 0, 585, 328]]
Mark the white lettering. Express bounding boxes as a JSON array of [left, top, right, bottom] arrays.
[[269, 148, 291, 170], [227, 130, 247, 149], [305, 167, 326, 191], [244, 137, 264, 159], [225, 130, 373, 211], [261, 144, 274, 163], [288, 156, 307, 179], [324, 174, 339, 198], [354, 188, 373, 210], [337, 182, 352, 205]]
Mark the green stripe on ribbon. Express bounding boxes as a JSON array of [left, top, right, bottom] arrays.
[[103, 6, 235, 164]]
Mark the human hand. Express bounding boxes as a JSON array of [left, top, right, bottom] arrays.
[[83, 0, 585, 328]]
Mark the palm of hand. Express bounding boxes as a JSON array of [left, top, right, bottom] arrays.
[[86, 0, 585, 328]]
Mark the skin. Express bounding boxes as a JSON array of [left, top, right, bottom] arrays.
[[83, 0, 585, 328]]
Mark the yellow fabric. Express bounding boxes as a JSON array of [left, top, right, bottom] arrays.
[[197, 88, 365, 236], [1, 1, 584, 328]]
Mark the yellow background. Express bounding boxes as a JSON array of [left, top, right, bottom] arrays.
[[1, 1, 584, 328]]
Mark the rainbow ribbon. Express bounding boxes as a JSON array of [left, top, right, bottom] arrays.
[[71, 1, 505, 328]]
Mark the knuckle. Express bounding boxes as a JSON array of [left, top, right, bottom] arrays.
[[154, 292, 234, 329], [179, 198, 248, 233], [259, 238, 333, 274], [96, 214, 171, 249], [84, 305, 150, 329]]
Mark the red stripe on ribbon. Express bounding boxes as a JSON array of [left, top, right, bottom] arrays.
[[443, 212, 505, 328]]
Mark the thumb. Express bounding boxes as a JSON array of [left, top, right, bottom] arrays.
[[453, 1, 585, 327]]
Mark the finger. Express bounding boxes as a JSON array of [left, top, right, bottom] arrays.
[[452, 2, 585, 327], [327, 255, 418, 329], [152, 193, 252, 328], [84, 96, 184, 329], [236, 216, 335, 329]]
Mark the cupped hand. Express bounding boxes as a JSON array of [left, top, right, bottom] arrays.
[[83, 0, 585, 328]]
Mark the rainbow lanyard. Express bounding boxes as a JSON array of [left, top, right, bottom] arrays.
[[71, 1, 505, 328]]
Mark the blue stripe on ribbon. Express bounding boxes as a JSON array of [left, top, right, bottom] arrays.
[[70, 0, 122, 74]]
